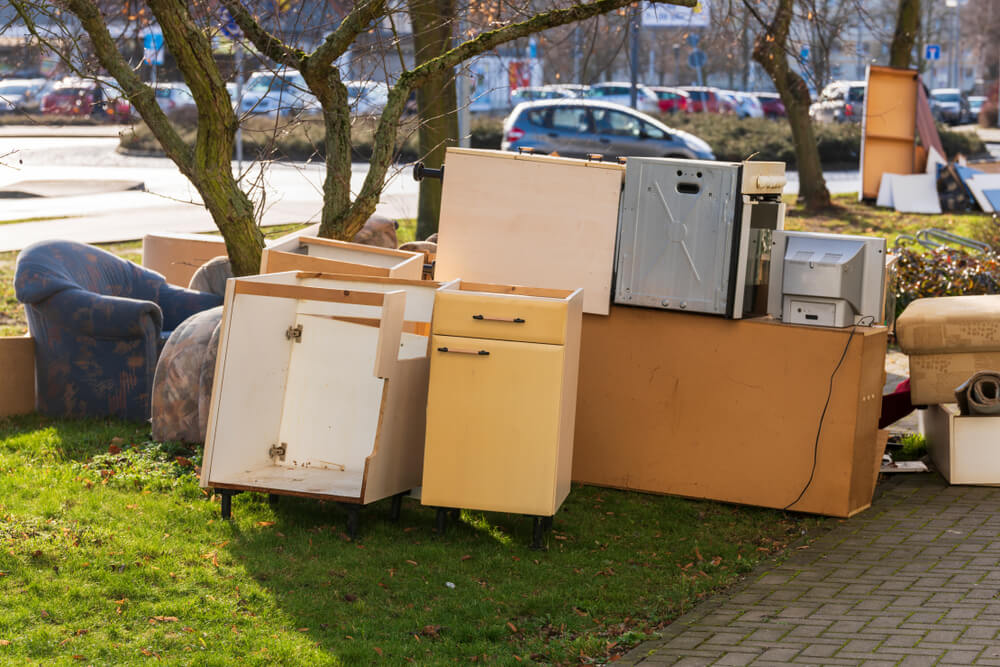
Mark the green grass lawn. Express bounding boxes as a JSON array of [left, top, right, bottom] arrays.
[[0, 415, 819, 665]]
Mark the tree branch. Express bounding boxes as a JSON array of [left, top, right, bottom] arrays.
[[61, 0, 193, 171], [310, 0, 388, 69], [218, 0, 306, 69]]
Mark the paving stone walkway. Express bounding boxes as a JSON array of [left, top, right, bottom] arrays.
[[621, 475, 1000, 666]]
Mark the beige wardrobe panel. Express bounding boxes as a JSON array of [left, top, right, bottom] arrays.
[[434, 148, 623, 315]]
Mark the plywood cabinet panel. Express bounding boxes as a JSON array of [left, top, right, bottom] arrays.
[[260, 237, 423, 280], [434, 148, 623, 315], [422, 281, 583, 517], [201, 272, 445, 504]]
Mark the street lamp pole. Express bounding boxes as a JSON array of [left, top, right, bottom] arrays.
[[629, 4, 641, 109]]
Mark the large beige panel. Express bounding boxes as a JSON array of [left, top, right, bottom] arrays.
[[142, 233, 228, 286], [435, 148, 623, 315], [422, 335, 565, 515], [907, 352, 1000, 405], [0, 336, 34, 417], [897, 295, 1000, 354], [573, 307, 887, 518], [921, 403, 1000, 485], [861, 66, 918, 199]]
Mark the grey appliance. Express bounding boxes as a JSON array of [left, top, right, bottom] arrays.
[[614, 158, 786, 318]]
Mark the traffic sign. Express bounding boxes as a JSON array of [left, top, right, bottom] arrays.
[[687, 49, 707, 70], [220, 9, 242, 39], [687, 33, 700, 47], [142, 32, 164, 66], [799, 46, 810, 61], [925, 44, 941, 61]]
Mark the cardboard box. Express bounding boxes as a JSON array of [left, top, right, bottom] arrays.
[[0, 336, 34, 417], [142, 233, 228, 287], [920, 403, 1000, 485], [572, 307, 887, 518]]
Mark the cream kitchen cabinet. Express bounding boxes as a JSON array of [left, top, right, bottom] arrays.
[[421, 281, 583, 548], [201, 271, 447, 535]]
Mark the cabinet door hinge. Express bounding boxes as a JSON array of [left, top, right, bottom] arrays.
[[269, 443, 287, 461], [285, 324, 303, 342]]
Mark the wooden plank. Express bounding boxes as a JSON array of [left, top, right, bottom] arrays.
[[260, 248, 393, 277], [233, 280, 387, 306], [435, 148, 623, 316], [0, 336, 34, 417]]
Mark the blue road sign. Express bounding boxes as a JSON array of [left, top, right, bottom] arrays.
[[220, 9, 242, 39], [687, 32, 700, 47], [800, 46, 810, 61], [143, 32, 164, 66], [925, 44, 941, 61], [687, 49, 707, 69]]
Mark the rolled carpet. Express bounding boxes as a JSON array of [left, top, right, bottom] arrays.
[[955, 371, 1000, 416]]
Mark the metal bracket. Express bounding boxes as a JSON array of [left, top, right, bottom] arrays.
[[285, 324, 303, 342], [269, 442, 287, 461]]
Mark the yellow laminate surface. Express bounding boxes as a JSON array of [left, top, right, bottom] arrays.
[[422, 334, 565, 516], [431, 291, 568, 345]]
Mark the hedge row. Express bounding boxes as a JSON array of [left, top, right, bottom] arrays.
[[118, 110, 987, 168]]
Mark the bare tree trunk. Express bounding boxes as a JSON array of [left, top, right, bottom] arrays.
[[410, 0, 458, 241], [890, 0, 921, 69], [749, 0, 830, 210]]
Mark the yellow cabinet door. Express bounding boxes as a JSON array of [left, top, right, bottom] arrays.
[[423, 334, 565, 516]]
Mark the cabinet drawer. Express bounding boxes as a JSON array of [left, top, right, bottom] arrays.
[[432, 290, 568, 344]]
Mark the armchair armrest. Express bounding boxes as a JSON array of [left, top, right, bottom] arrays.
[[156, 283, 225, 331], [41, 288, 163, 339]]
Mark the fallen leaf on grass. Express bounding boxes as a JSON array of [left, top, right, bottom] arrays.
[[175, 456, 193, 468], [343, 594, 357, 602], [256, 521, 275, 527], [108, 444, 122, 454], [297, 628, 309, 632], [72, 655, 85, 660], [0, 640, 9, 646], [461, 554, 472, 561], [149, 616, 179, 623], [373, 647, 383, 656], [506, 622, 518, 633], [405, 560, 418, 566], [694, 547, 703, 562]]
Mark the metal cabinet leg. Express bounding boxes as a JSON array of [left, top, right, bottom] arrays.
[[435, 508, 448, 535], [341, 503, 360, 539], [220, 490, 234, 520], [389, 492, 405, 522], [531, 515, 553, 550]]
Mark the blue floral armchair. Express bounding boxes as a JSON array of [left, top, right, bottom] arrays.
[[14, 240, 224, 420]]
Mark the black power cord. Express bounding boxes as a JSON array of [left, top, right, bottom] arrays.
[[784, 316, 877, 511]]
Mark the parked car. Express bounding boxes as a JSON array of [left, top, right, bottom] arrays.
[[510, 85, 577, 106], [500, 99, 714, 160], [154, 82, 194, 114], [809, 80, 865, 123], [240, 69, 315, 117], [930, 88, 969, 125], [723, 91, 764, 119], [0, 78, 49, 114], [41, 78, 121, 118], [753, 92, 786, 119], [583, 82, 660, 114], [649, 86, 689, 113], [678, 86, 722, 113], [968, 95, 987, 123]]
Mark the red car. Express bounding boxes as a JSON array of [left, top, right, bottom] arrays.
[[41, 79, 131, 120], [650, 86, 689, 113], [754, 92, 787, 119], [678, 86, 722, 113]]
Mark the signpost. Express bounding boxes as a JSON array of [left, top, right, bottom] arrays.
[[687, 49, 706, 87], [925, 44, 941, 61]]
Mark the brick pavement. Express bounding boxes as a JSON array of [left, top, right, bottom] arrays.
[[621, 475, 1000, 666]]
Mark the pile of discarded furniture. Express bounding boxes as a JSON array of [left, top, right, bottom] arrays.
[[4, 148, 897, 546], [862, 65, 1000, 215]]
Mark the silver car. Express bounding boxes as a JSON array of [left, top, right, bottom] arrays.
[[501, 99, 714, 160]]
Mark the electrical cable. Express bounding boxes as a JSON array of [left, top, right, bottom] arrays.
[[783, 316, 877, 511]]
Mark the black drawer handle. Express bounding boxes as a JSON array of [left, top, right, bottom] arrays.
[[472, 314, 525, 323], [437, 347, 490, 356]]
